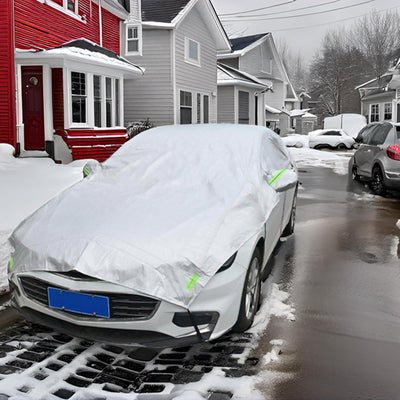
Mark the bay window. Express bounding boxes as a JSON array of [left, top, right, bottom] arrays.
[[70, 71, 122, 128], [370, 104, 379, 122]]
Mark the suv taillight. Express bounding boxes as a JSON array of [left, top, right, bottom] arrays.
[[387, 145, 400, 161]]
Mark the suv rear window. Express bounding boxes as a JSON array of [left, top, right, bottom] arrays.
[[367, 124, 391, 145], [396, 127, 400, 143]]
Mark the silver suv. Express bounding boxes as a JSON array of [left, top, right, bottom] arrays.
[[352, 122, 400, 195]]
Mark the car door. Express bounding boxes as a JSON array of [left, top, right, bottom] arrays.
[[355, 124, 378, 176], [363, 123, 391, 176]]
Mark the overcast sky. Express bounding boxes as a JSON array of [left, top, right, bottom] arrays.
[[212, 0, 400, 63]]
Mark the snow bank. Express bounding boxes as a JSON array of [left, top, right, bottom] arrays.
[[289, 147, 351, 175], [281, 134, 309, 148], [0, 152, 83, 291]]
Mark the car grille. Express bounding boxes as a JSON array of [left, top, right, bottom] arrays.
[[19, 276, 159, 320]]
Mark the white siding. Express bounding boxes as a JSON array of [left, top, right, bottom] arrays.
[[124, 29, 174, 127], [217, 86, 235, 123], [128, 0, 141, 22], [175, 7, 218, 123]]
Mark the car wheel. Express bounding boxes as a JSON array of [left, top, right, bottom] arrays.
[[282, 188, 297, 237], [337, 143, 346, 150], [352, 165, 360, 181], [232, 248, 262, 333], [370, 166, 386, 195]]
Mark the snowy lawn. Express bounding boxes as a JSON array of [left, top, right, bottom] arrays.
[[0, 144, 83, 292]]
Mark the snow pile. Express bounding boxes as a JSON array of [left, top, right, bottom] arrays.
[[289, 147, 351, 175], [281, 134, 309, 148], [0, 149, 83, 291]]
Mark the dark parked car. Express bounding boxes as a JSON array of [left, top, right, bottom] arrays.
[[351, 122, 400, 195]]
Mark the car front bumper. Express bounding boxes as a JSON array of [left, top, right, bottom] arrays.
[[9, 260, 248, 347]]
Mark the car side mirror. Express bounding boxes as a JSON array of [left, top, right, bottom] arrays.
[[268, 169, 298, 192], [83, 160, 100, 178]]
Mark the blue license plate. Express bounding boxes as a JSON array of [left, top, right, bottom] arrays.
[[48, 288, 110, 318]]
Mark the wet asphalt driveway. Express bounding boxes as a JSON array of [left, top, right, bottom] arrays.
[[257, 164, 400, 400]]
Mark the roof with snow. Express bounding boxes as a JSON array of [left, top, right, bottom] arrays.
[[141, 0, 191, 23], [230, 33, 269, 52], [217, 63, 271, 89], [16, 39, 144, 77], [56, 39, 130, 65]]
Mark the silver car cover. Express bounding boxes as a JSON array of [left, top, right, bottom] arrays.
[[10, 124, 296, 308]]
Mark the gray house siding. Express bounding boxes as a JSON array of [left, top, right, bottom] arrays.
[[175, 7, 218, 123], [124, 29, 174, 126], [217, 86, 235, 123]]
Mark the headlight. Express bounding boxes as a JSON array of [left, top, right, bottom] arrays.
[[216, 252, 237, 273]]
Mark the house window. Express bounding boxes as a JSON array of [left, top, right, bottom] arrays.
[[185, 38, 200, 66], [46, 0, 79, 14], [239, 91, 250, 124], [203, 95, 209, 123], [197, 94, 201, 123], [370, 104, 379, 122], [106, 77, 113, 127], [384, 103, 392, 120], [93, 75, 102, 128], [180, 91, 192, 124], [71, 72, 86, 124], [126, 25, 141, 55]]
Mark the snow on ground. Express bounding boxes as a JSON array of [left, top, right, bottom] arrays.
[[289, 147, 352, 176], [0, 144, 83, 291], [281, 134, 309, 148]]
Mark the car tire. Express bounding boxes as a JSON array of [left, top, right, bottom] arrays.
[[370, 166, 386, 195], [282, 189, 297, 237], [232, 248, 262, 333], [337, 143, 346, 150], [352, 165, 360, 181]]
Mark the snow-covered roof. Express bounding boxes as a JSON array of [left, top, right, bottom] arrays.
[[265, 105, 282, 114], [302, 112, 317, 119], [290, 109, 310, 117], [15, 39, 144, 78], [217, 63, 271, 89]]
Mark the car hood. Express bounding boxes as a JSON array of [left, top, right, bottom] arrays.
[[10, 125, 296, 308]]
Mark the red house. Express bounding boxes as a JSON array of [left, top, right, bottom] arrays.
[[0, 0, 143, 162]]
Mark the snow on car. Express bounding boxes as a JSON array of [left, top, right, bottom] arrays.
[[8, 124, 298, 347], [308, 129, 355, 150]]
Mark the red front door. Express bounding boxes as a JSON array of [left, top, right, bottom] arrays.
[[22, 66, 45, 150]]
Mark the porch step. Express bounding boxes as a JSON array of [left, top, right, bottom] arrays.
[[19, 150, 50, 158]]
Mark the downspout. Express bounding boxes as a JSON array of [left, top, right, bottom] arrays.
[[99, 0, 103, 47]]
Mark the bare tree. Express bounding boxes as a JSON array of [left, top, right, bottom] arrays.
[[351, 10, 400, 78], [277, 38, 309, 92], [310, 30, 368, 117]]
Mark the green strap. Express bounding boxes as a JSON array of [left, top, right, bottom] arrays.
[[187, 274, 199, 290], [9, 256, 13, 272], [83, 167, 90, 176], [269, 169, 287, 186]]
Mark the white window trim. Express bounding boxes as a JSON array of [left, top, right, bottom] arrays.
[[184, 37, 201, 67], [36, 0, 85, 23], [179, 89, 193, 124], [193, 92, 211, 124], [384, 102, 392, 120], [370, 103, 380, 123], [125, 24, 142, 56], [66, 68, 124, 129]]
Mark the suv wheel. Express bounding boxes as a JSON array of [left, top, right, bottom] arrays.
[[370, 166, 386, 195]]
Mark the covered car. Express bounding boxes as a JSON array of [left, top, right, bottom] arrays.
[[8, 124, 298, 347], [308, 129, 355, 149]]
